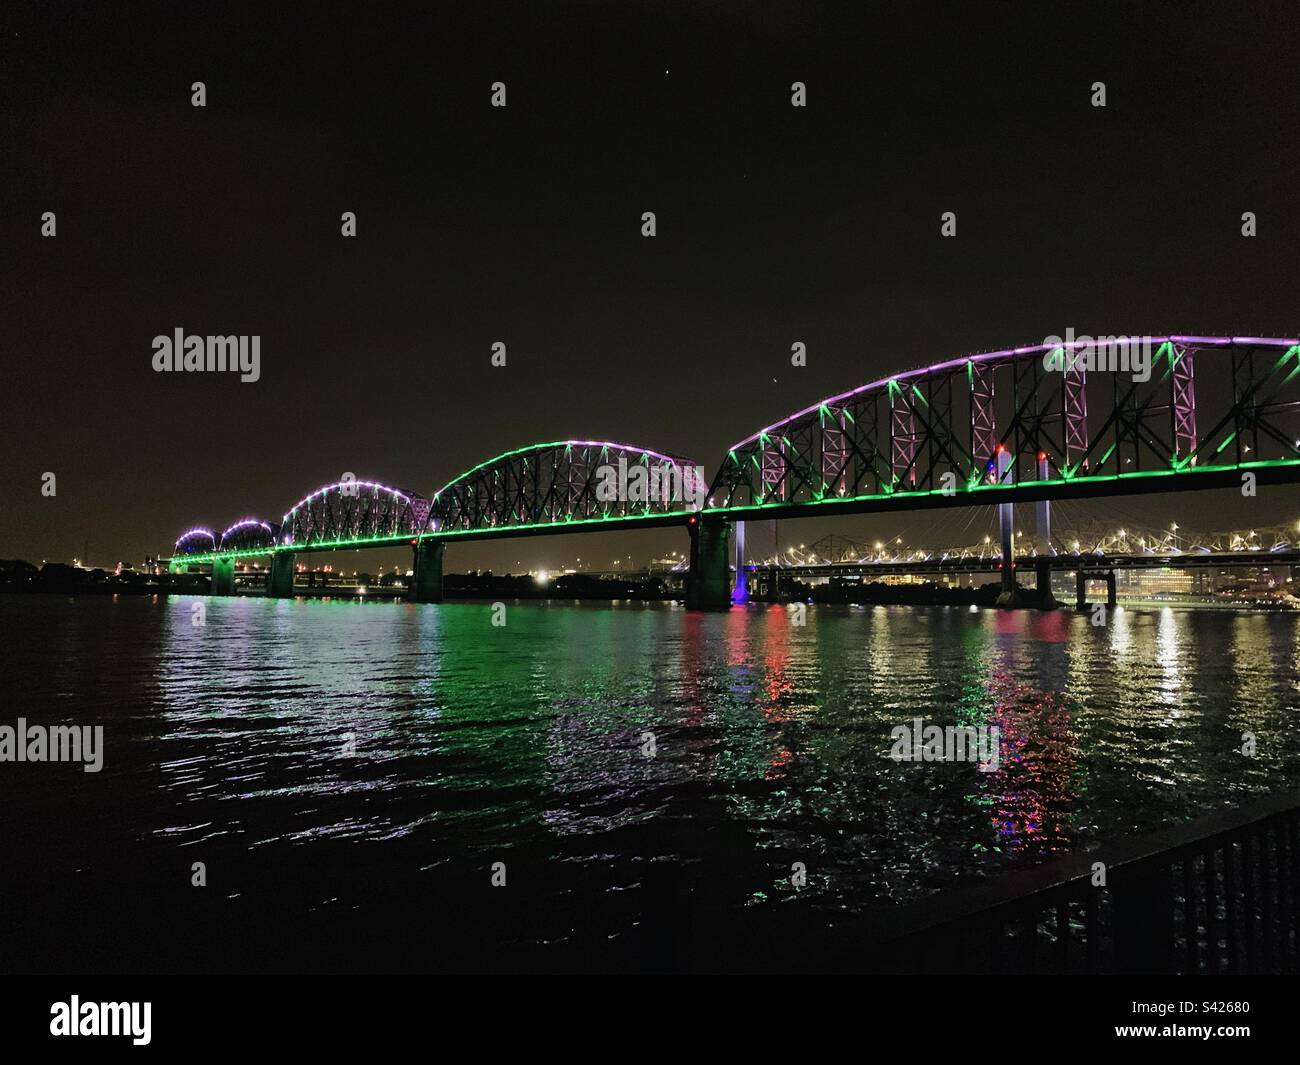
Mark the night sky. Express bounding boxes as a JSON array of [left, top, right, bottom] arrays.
[[4, 1, 1300, 572]]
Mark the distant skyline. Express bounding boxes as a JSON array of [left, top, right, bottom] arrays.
[[5, 2, 1300, 568]]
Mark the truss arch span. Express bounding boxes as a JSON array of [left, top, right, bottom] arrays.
[[427, 440, 704, 536]]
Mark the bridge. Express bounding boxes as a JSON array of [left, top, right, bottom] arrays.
[[747, 544, 1300, 611], [165, 335, 1300, 608], [737, 522, 1300, 601]]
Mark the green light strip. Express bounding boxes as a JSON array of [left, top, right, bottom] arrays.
[[170, 509, 700, 563], [430, 440, 680, 501], [171, 456, 1300, 562], [700, 456, 1300, 515]]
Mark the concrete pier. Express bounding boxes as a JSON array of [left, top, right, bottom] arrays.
[[1035, 558, 1059, 609], [996, 449, 1017, 605], [686, 517, 732, 610], [732, 520, 748, 603], [410, 540, 444, 603], [268, 552, 295, 598], [211, 557, 236, 596]]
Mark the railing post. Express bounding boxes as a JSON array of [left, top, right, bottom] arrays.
[[1113, 863, 1175, 973]]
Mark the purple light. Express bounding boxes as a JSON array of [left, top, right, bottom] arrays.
[[430, 440, 697, 500], [281, 479, 420, 526], [220, 518, 273, 539], [218, 518, 275, 547], [174, 527, 217, 550], [727, 336, 1300, 451], [563, 439, 692, 466]]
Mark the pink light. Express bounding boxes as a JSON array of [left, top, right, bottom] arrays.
[[725, 335, 1299, 451], [430, 440, 697, 500], [562, 439, 693, 466], [174, 527, 217, 550], [220, 518, 274, 542], [281, 479, 421, 526]]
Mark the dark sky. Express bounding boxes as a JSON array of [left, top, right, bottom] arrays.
[[3, 1, 1300, 572]]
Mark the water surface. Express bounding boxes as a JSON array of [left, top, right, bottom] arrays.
[[2, 594, 1298, 971]]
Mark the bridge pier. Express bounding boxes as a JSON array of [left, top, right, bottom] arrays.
[[1035, 558, 1059, 609], [1034, 453, 1052, 551], [732, 520, 748, 603], [686, 517, 733, 610], [995, 449, 1021, 606], [998, 509, 1015, 599], [211, 558, 236, 596], [410, 540, 444, 603], [1075, 569, 1117, 611], [268, 552, 295, 598]]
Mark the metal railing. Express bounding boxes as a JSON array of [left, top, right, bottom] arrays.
[[809, 790, 1300, 974]]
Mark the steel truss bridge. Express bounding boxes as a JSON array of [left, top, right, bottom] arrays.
[[165, 335, 1300, 607]]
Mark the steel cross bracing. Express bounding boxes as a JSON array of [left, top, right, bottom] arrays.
[[707, 337, 1300, 515], [282, 480, 426, 549], [425, 441, 700, 535], [217, 519, 280, 554]]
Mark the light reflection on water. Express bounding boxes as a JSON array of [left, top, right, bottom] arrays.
[[154, 597, 1300, 886], [4, 593, 1300, 966]]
